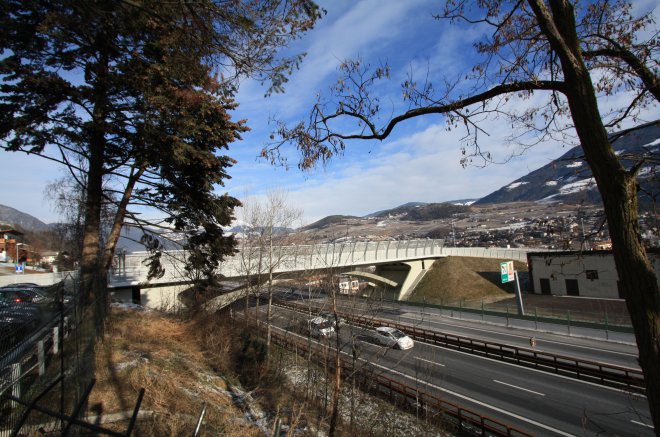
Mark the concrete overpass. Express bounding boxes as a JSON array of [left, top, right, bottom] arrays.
[[0, 241, 538, 310], [106, 240, 537, 309]]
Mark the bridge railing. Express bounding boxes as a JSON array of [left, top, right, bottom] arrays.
[[108, 240, 540, 287], [110, 239, 448, 285]]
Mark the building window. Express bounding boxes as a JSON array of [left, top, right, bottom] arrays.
[[585, 270, 599, 280]]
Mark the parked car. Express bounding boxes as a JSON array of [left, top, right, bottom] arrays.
[[374, 326, 414, 350], [0, 301, 42, 348], [0, 285, 55, 307], [0, 288, 34, 304]]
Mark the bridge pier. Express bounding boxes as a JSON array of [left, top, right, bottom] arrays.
[[374, 258, 437, 301]]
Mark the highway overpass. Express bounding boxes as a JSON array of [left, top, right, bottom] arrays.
[[1, 240, 539, 310]]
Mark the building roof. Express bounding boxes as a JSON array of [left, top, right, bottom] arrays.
[[0, 228, 24, 236]]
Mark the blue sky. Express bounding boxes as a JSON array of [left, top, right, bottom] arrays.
[[1, 0, 659, 226]]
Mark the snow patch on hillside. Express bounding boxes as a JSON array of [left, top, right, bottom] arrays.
[[559, 178, 596, 195], [506, 181, 528, 190]]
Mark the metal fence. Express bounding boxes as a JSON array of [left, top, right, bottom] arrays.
[[267, 326, 534, 436], [274, 299, 644, 393], [0, 274, 143, 436]]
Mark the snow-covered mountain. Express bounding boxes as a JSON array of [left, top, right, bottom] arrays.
[[476, 121, 659, 205]]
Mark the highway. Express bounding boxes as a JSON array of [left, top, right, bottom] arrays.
[[295, 293, 640, 369], [261, 297, 653, 436]]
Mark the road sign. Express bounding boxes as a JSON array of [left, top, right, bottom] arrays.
[[500, 261, 514, 283], [15, 263, 23, 274]]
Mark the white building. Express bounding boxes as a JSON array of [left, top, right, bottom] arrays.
[[527, 249, 660, 299], [338, 276, 359, 294]]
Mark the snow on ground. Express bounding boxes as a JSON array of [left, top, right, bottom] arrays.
[[566, 161, 583, 168], [558, 178, 596, 195], [545, 181, 558, 186], [506, 181, 528, 190], [283, 362, 449, 436]]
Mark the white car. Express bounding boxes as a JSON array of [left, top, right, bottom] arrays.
[[306, 316, 335, 338], [374, 326, 414, 350]]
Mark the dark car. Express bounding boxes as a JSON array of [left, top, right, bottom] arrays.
[[0, 288, 34, 304], [0, 286, 55, 307], [0, 301, 42, 348]]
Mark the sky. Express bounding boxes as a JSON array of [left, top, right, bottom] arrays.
[[1, 0, 659, 227]]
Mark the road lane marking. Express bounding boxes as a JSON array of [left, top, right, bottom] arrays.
[[415, 356, 445, 367], [398, 313, 638, 358], [269, 323, 572, 436], [493, 379, 545, 396], [630, 420, 653, 428], [367, 358, 573, 436], [424, 341, 646, 397]]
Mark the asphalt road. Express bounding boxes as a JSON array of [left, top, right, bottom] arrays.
[[306, 295, 641, 369], [265, 301, 653, 436]]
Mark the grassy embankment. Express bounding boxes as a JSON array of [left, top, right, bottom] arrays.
[[408, 256, 528, 305], [81, 306, 449, 436]]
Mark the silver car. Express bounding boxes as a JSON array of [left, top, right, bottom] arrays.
[[374, 326, 414, 350]]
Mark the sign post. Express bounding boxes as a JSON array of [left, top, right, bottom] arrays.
[[500, 261, 524, 316]]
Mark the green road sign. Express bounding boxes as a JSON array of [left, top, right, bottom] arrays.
[[500, 261, 514, 283]]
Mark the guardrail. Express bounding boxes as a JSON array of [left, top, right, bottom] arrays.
[[274, 299, 645, 394], [266, 326, 533, 437]]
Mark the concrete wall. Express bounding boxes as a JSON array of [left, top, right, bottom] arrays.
[[528, 250, 660, 299], [139, 284, 190, 311]]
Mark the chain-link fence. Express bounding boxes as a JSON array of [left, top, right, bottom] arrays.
[[0, 273, 121, 436]]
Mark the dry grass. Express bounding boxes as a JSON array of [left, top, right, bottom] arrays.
[[409, 256, 528, 305], [84, 307, 453, 436], [89, 308, 259, 436]]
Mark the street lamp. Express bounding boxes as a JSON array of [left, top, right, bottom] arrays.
[[15, 242, 25, 274]]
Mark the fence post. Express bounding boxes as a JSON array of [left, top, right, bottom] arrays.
[[506, 305, 510, 328], [52, 326, 60, 354], [604, 310, 609, 340], [481, 300, 484, 321], [11, 362, 21, 408], [38, 339, 46, 376], [534, 307, 538, 331], [567, 310, 571, 336]]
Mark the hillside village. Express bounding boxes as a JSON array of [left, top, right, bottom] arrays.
[[299, 201, 658, 252]]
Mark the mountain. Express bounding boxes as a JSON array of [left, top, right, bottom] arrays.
[[365, 202, 427, 218], [366, 202, 470, 221], [300, 215, 359, 231], [0, 204, 51, 232], [476, 121, 659, 205]]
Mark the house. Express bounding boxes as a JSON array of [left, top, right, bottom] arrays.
[[0, 227, 25, 263], [527, 249, 660, 299], [338, 275, 359, 295]]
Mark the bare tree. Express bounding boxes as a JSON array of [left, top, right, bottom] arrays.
[[266, 0, 660, 427], [236, 190, 303, 347]]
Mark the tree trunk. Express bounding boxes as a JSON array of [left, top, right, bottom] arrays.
[[543, 1, 660, 428], [102, 166, 145, 271], [328, 283, 341, 436], [266, 233, 273, 349], [80, 52, 110, 311]]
